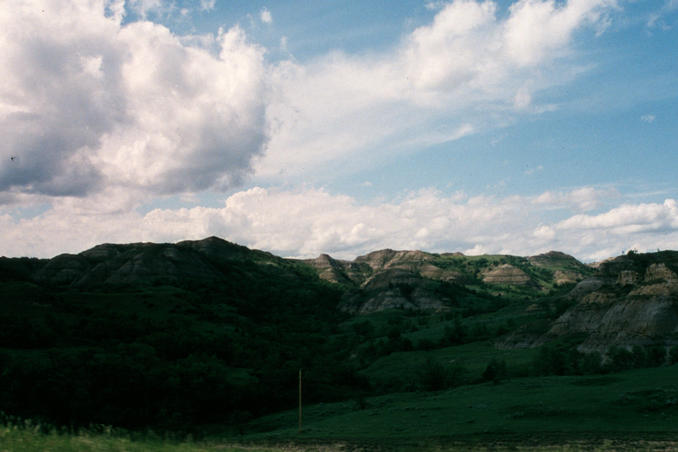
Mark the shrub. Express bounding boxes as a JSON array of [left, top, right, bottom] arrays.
[[482, 358, 508, 384], [353, 395, 369, 410], [440, 318, 466, 345], [417, 338, 437, 351], [669, 346, 678, 365], [607, 346, 635, 372], [418, 358, 466, 391], [469, 322, 490, 340], [645, 345, 666, 367], [579, 352, 603, 375], [534, 344, 568, 376], [352, 320, 375, 338]]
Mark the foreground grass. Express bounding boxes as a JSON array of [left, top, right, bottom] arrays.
[[5, 366, 678, 451], [0, 423, 282, 452], [3, 425, 678, 452]]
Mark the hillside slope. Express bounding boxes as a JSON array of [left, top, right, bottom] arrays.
[[537, 251, 678, 352], [2, 237, 283, 288], [3, 238, 678, 433], [303, 249, 592, 314], [0, 237, 351, 428]]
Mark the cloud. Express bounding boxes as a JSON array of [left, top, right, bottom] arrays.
[[648, 0, 678, 28], [1, 0, 656, 265], [533, 186, 617, 212], [549, 199, 678, 260], [533, 224, 556, 240], [200, 0, 216, 12], [0, 186, 518, 258], [641, 114, 656, 123], [4, 184, 672, 263], [128, 0, 164, 19], [557, 199, 678, 233], [105, 0, 126, 23], [425, 1, 446, 11], [503, 0, 616, 67], [257, 0, 619, 182], [0, 0, 266, 199], [260, 7, 272, 24], [2, 1, 620, 197], [514, 84, 533, 109], [524, 165, 544, 175]]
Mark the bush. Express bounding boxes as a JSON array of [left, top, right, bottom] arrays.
[[579, 352, 603, 375], [534, 344, 569, 376], [482, 358, 508, 384], [418, 358, 466, 391], [605, 345, 666, 373], [352, 320, 375, 338], [550, 297, 576, 320], [645, 345, 666, 367], [605, 347, 630, 372], [493, 323, 509, 337], [670, 346, 678, 365], [469, 322, 490, 341], [416, 338, 437, 351], [353, 395, 369, 410], [440, 318, 466, 346]]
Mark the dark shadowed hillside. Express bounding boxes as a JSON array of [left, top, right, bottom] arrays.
[[2, 239, 678, 438], [0, 237, 355, 429], [18, 237, 282, 288], [534, 251, 678, 352]]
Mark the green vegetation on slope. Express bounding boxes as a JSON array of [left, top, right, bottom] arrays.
[[2, 240, 678, 450], [244, 364, 678, 441], [0, 240, 362, 429]]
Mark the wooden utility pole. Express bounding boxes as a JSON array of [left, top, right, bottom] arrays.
[[298, 368, 303, 433]]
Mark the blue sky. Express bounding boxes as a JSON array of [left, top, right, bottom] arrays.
[[1, 0, 677, 260]]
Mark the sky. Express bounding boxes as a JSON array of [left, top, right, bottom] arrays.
[[1, 0, 677, 261]]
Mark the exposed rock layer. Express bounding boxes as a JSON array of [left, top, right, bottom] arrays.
[[481, 264, 531, 285], [303, 249, 589, 313], [516, 251, 678, 353]]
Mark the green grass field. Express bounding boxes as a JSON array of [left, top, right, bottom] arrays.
[[237, 364, 678, 448], [6, 365, 678, 450]]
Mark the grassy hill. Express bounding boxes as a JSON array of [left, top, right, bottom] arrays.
[[245, 365, 678, 439], [0, 238, 355, 429], [2, 239, 678, 449]]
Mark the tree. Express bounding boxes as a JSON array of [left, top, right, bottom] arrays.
[[482, 358, 508, 384], [418, 357, 465, 391]]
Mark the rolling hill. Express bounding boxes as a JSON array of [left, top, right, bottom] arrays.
[[2, 237, 678, 444]]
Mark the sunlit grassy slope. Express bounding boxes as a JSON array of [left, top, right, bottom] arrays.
[[243, 365, 678, 441]]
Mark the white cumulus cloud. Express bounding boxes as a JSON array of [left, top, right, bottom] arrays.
[[0, 0, 267, 199], [557, 199, 678, 233], [534, 186, 617, 212], [200, 0, 216, 11], [4, 185, 674, 263], [260, 7, 272, 24]]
